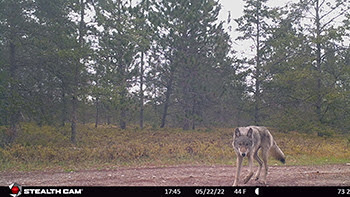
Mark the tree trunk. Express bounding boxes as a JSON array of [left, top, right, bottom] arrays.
[[95, 97, 99, 128], [61, 89, 68, 126], [315, 0, 322, 122], [71, 0, 85, 144], [160, 84, 172, 128], [107, 115, 111, 125], [140, 51, 144, 129], [182, 111, 191, 131], [254, 2, 261, 125], [71, 96, 77, 144], [120, 108, 126, 129], [160, 64, 175, 128], [8, 33, 19, 144], [119, 84, 127, 130], [191, 99, 196, 130]]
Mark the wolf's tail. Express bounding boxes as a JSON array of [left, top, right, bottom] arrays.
[[270, 141, 286, 164]]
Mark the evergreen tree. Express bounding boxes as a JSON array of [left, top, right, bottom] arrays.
[[153, 0, 236, 129], [0, 0, 35, 144], [94, 0, 138, 129], [235, 0, 278, 124], [263, 0, 350, 132]]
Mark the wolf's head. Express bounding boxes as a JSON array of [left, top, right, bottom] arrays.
[[232, 127, 253, 157]]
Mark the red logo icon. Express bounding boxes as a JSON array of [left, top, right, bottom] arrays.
[[9, 183, 22, 197]]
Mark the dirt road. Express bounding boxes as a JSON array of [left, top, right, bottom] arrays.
[[1, 164, 349, 186]]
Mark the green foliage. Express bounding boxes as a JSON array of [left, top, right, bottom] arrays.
[[0, 124, 349, 171], [15, 123, 69, 146], [0, 0, 350, 146], [260, 0, 350, 133], [150, 0, 238, 129], [273, 131, 350, 165]]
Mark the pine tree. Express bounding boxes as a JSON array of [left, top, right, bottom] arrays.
[[153, 0, 234, 129], [94, 0, 138, 129], [235, 0, 278, 124], [0, 0, 37, 144], [263, 0, 350, 132]]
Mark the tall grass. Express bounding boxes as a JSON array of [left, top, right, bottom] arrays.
[[0, 123, 349, 171]]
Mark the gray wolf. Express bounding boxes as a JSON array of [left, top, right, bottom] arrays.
[[232, 126, 285, 186]]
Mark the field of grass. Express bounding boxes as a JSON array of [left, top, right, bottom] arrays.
[[0, 123, 349, 172]]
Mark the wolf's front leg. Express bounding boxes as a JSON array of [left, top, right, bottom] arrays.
[[243, 172, 254, 184], [233, 155, 243, 186], [254, 150, 263, 181], [243, 154, 254, 184]]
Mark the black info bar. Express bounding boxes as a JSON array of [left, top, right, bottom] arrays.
[[2, 186, 349, 197]]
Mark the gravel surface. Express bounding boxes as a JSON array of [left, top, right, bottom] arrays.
[[1, 164, 350, 186]]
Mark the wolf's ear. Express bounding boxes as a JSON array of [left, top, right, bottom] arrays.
[[234, 128, 241, 137], [247, 128, 253, 138]]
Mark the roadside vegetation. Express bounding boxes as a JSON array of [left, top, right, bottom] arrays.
[[0, 123, 349, 172]]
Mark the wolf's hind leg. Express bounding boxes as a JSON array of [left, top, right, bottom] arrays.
[[260, 148, 269, 184]]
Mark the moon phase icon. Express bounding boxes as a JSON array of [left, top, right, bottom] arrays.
[[255, 188, 259, 195]]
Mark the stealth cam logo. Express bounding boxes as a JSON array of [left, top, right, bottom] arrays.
[[9, 183, 22, 197]]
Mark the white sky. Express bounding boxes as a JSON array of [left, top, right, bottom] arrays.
[[219, 0, 349, 57], [219, 0, 298, 57], [93, 0, 347, 58], [219, 0, 294, 20]]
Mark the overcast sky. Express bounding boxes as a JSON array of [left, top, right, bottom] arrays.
[[219, 0, 297, 30], [218, 0, 298, 57]]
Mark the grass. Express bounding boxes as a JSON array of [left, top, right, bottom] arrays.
[[0, 123, 349, 172]]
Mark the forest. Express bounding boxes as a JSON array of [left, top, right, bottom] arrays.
[[1, 0, 350, 146]]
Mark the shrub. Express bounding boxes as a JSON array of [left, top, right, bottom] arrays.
[[0, 123, 349, 171]]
